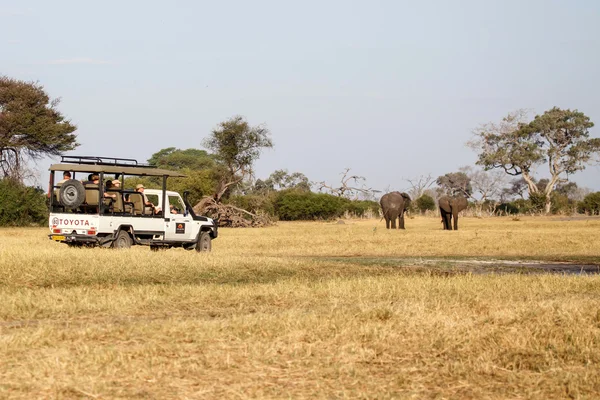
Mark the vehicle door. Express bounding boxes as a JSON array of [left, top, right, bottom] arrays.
[[164, 194, 195, 241]]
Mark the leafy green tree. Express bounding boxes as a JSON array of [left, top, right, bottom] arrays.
[[0, 77, 77, 180], [415, 194, 436, 214], [252, 169, 311, 194], [502, 178, 529, 201], [266, 169, 311, 191], [471, 107, 598, 213], [578, 192, 600, 215], [202, 115, 273, 202], [144, 147, 221, 204], [436, 172, 472, 197], [147, 147, 216, 170]]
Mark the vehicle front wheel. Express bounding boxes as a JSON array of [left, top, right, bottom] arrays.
[[195, 231, 211, 252], [112, 230, 132, 249]]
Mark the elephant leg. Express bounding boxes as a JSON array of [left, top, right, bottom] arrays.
[[385, 216, 390, 229], [391, 216, 397, 229], [453, 210, 459, 230], [441, 209, 451, 230], [399, 211, 405, 229]]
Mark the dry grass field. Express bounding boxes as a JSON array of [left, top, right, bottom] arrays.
[[1, 216, 600, 399]]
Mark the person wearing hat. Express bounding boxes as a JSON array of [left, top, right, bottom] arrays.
[[102, 179, 123, 212], [136, 184, 158, 212]]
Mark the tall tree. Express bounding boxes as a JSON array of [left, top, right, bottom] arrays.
[[0, 77, 78, 180], [436, 171, 472, 197], [147, 147, 216, 170], [264, 169, 311, 192], [470, 107, 598, 213], [202, 115, 273, 202]]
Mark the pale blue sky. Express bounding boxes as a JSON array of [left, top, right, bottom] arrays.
[[2, 0, 600, 193]]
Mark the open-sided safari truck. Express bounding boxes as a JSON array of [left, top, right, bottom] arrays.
[[48, 156, 217, 251]]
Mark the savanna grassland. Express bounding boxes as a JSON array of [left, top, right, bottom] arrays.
[[1, 216, 600, 399]]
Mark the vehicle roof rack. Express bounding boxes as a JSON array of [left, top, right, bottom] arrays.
[[60, 155, 155, 168]]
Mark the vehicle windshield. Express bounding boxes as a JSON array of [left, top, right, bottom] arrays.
[[168, 195, 185, 215]]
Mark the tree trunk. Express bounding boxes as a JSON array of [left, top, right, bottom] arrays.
[[544, 195, 552, 214]]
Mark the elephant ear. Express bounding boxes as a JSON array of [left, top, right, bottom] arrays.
[[400, 192, 411, 201]]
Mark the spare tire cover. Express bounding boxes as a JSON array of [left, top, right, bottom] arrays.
[[58, 179, 86, 209]]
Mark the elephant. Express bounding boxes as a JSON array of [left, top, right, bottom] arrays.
[[380, 192, 411, 229], [438, 196, 468, 230]]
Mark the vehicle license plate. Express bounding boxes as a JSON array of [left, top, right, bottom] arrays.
[[52, 235, 66, 241]]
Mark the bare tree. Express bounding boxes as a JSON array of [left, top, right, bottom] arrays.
[[317, 168, 380, 200], [405, 173, 435, 201], [459, 166, 508, 215]]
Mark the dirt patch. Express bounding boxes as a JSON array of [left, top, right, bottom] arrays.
[[318, 257, 600, 275], [553, 215, 600, 222], [421, 259, 600, 275]]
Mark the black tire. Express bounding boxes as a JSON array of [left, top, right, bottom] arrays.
[[195, 231, 212, 252], [112, 230, 132, 249], [58, 179, 86, 209]]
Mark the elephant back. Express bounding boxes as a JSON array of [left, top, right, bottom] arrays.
[[380, 192, 409, 209]]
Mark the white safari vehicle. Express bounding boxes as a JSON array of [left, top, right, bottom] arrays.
[[48, 156, 218, 251]]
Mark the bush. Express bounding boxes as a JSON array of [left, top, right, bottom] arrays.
[[550, 192, 575, 215], [275, 190, 349, 220], [228, 194, 276, 216], [528, 192, 546, 213], [578, 192, 600, 215], [415, 195, 436, 214], [0, 179, 48, 226], [495, 202, 519, 215], [345, 200, 380, 218]]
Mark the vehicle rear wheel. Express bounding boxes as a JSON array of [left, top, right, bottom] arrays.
[[195, 231, 211, 252], [112, 230, 132, 249], [58, 179, 86, 209]]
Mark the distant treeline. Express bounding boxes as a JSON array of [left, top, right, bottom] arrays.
[[3, 178, 600, 227]]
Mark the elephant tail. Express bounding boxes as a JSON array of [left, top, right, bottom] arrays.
[[379, 207, 390, 222]]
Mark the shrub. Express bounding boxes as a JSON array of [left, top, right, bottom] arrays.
[[528, 192, 547, 213], [228, 194, 276, 216], [550, 192, 575, 215], [345, 200, 380, 218], [0, 179, 48, 226], [275, 190, 348, 220], [415, 195, 436, 214], [577, 192, 600, 215], [495, 202, 519, 215]]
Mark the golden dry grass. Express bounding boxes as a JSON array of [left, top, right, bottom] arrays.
[[1, 216, 600, 399]]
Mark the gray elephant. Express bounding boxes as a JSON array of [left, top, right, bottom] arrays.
[[438, 196, 468, 230], [380, 192, 411, 229]]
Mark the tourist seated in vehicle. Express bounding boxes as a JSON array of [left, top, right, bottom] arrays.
[[83, 174, 99, 185], [135, 184, 161, 215], [57, 171, 72, 186], [54, 171, 73, 203], [105, 179, 124, 212], [78, 174, 101, 213]]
